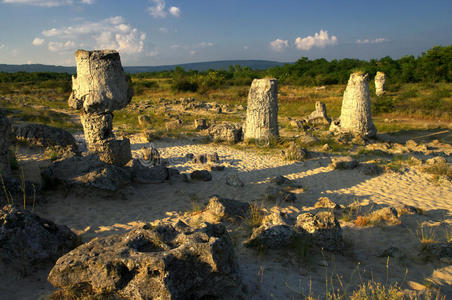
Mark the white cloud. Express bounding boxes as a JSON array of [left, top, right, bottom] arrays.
[[148, 0, 180, 18], [147, 49, 159, 57], [356, 38, 388, 44], [243, 45, 248, 51], [39, 16, 146, 55], [0, 44, 6, 50], [158, 27, 169, 33], [2, 0, 93, 6], [295, 30, 338, 51], [189, 50, 196, 56], [169, 6, 180, 17], [270, 38, 288, 52], [198, 42, 213, 48], [32, 37, 45, 46]]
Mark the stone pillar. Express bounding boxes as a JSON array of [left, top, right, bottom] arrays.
[[0, 111, 11, 176], [331, 72, 376, 138], [69, 50, 133, 166], [244, 78, 279, 141], [375, 71, 386, 96], [305, 101, 331, 125]]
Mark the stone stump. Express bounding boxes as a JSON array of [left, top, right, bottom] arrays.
[[305, 101, 331, 125], [0, 111, 11, 176], [330, 72, 376, 138], [69, 50, 133, 166], [244, 78, 279, 142], [375, 71, 386, 96]]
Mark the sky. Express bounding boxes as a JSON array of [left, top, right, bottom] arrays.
[[0, 0, 451, 66]]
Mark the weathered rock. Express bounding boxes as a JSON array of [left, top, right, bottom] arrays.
[[206, 164, 225, 171], [305, 101, 331, 125], [191, 153, 220, 164], [190, 170, 212, 181], [13, 123, 78, 153], [375, 71, 386, 96], [359, 163, 383, 176], [0, 205, 77, 272], [330, 156, 359, 170], [204, 195, 249, 221], [194, 118, 209, 130], [270, 175, 300, 187], [225, 173, 244, 187], [69, 50, 133, 166], [137, 145, 161, 167], [0, 111, 11, 176], [130, 159, 169, 184], [264, 186, 296, 204], [48, 221, 240, 300], [41, 154, 132, 192], [0, 176, 41, 207], [137, 115, 151, 127], [69, 50, 132, 113], [426, 156, 447, 165], [165, 119, 182, 131], [330, 72, 377, 138], [244, 78, 279, 141], [209, 123, 243, 143], [282, 142, 308, 161], [295, 211, 344, 252], [421, 242, 452, 261], [314, 197, 340, 209], [298, 133, 319, 146]]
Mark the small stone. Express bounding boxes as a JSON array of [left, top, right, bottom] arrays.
[[314, 197, 340, 209], [322, 144, 331, 151], [225, 173, 244, 187], [282, 142, 308, 161], [165, 119, 182, 131], [190, 170, 212, 181], [330, 156, 359, 170]]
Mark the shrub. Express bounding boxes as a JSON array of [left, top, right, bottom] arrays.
[[171, 77, 198, 92]]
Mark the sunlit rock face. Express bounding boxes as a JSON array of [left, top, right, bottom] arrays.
[[375, 71, 386, 96]]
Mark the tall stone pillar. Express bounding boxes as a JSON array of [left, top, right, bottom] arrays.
[[69, 50, 133, 166], [244, 78, 279, 142], [375, 71, 386, 96]]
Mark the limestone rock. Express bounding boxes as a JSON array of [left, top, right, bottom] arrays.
[[190, 170, 212, 181], [208, 123, 243, 143], [375, 71, 386, 96], [69, 50, 132, 113], [305, 101, 331, 125], [330, 156, 359, 170], [426, 156, 447, 165], [331, 72, 377, 137], [295, 211, 344, 252], [137, 115, 151, 127], [194, 118, 209, 130], [264, 186, 296, 204], [13, 123, 78, 153], [130, 159, 169, 184], [282, 142, 308, 161], [48, 222, 240, 300], [244, 78, 279, 141], [165, 119, 182, 131], [137, 145, 161, 167], [0, 176, 41, 207], [0, 205, 77, 272], [359, 163, 383, 176], [204, 195, 249, 221], [96, 138, 132, 166], [225, 173, 244, 187], [0, 111, 11, 176], [314, 197, 340, 209]]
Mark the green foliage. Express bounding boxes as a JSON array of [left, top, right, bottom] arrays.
[[373, 96, 394, 114]]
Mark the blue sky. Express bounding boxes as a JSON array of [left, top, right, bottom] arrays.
[[0, 0, 451, 66]]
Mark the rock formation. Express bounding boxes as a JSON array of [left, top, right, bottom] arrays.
[[68, 50, 133, 166], [48, 221, 241, 299], [0, 111, 11, 176], [0, 205, 77, 272], [375, 71, 386, 96], [208, 122, 243, 143], [244, 78, 279, 141], [305, 101, 331, 125], [330, 72, 377, 137]]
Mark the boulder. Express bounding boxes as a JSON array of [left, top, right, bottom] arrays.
[[204, 195, 249, 221], [137, 145, 161, 167], [359, 163, 382, 176], [194, 119, 209, 130], [208, 123, 243, 144], [282, 142, 308, 161], [96, 138, 132, 166], [225, 173, 244, 187], [314, 197, 340, 209], [330, 156, 359, 170], [0, 176, 41, 207], [130, 159, 169, 184], [0, 205, 77, 272], [48, 222, 241, 300], [305, 101, 331, 125], [190, 170, 212, 181], [244, 78, 279, 141], [165, 119, 182, 131], [13, 123, 78, 153], [264, 186, 296, 204]]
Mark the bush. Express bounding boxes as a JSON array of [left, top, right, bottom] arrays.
[[372, 96, 394, 114], [171, 77, 198, 92]]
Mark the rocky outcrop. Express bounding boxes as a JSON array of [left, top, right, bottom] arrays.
[[330, 72, 377, 138], [282, 142, 308, 161], [208, 123, 243, 143], [244, 78, 279, 141], [0, 111, 11, 176], [190, 170, 212, 181], [305, 101, 331, 125], [0, 205, 77, 272], [48, 221, 241, 300], [69, 50, 132, 166], [13, 123, 78, 153], [375, 71, 386, 96], [204, 195, 249, 222]]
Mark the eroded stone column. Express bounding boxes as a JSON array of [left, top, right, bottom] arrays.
[[375, 71, 386, 96], [0, 111, 11, 176], [305, 101, 331, 125], [69, 50, 133, 166], [331, 72, 376, 138], [244, 78, 279, 142]]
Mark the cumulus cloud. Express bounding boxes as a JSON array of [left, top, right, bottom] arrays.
[[169, 6, 180, 17], [270, 38, 289, 52], [38, 16, 146, 55], [356, 38, 388, 44], [295, 30, 337, 51], [2, 0, 93, 6], [32, 37, 45, 46], [148, 0, 180, 18]]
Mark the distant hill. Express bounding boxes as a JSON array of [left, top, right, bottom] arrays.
[[0, 60, 286, 74]]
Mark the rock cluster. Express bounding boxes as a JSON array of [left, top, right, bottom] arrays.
[[208, 122, 243, 143], [305, 101, 331, 125], [0, 205, 77, 272], [68, 50, 133, 166], [48, 221, 241, 299], [0, 111, 11, 176], [375, 71, 386, 96], [330, 72, 377, 138], [244, 78, 279, 142]]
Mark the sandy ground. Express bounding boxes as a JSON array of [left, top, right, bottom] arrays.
[[1, 135, 451, 299]]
